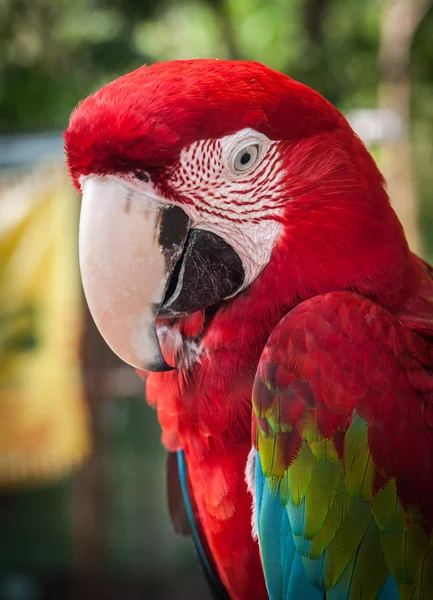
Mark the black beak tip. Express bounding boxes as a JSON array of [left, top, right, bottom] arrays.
[[146, 358, 176, 372]]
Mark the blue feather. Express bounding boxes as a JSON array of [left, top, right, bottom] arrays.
[[176, 451, 216, 586], [254, 449, 400, 599], [286, 552, 324, 600], [177, 451, 231, 600], [255, 451, 324, 600], [286, 499, 306, 537], [259, 480, 286, 600], [280, 504, 294, 596], [376, 576, 400, 599], [292, 532, 312, 557], [302, 551, 326, 590]]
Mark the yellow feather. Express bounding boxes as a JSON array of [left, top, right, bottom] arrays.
[[298, 412, 321, 442], [281, 440, 316, 506], [304, 460, 342, 538], [309, 438, 339, 463], [258, 433, 281, 478], [309, 479, 352, 559]]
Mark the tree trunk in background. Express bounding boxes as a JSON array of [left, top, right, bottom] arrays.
[[303, 0, 328, 48], [300, 0, 330, 92], [72, 307, 107, 600], [211, 0, 242, 59], [378, 0, 431, 255]]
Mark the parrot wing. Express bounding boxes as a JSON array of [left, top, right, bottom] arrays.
[[250, 291, 433, 600]]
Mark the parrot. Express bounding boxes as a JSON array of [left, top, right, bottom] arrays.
[[64, 60, 433, 600]]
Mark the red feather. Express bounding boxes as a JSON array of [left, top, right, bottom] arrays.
[[65, 59, 346, 189]]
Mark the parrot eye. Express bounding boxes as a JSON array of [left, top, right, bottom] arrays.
[[233, 144, 259, 172]]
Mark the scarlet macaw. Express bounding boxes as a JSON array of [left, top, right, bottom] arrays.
[[65, 60, 433, 600]]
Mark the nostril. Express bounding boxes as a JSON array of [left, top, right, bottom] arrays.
[[135, 170, 150, 182]]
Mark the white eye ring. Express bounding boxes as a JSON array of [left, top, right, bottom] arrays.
[[233, 144, 260, 172]]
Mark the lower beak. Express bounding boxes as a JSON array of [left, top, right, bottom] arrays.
[[79, 176, 244, 372]]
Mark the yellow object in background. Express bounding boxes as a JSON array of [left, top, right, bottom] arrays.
[[0, 164, 90, 488]]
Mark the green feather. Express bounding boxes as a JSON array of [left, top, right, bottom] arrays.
[[380, 522, 430, 584], [321, 498, 372, 588], [345, 517, 388, 599], [372, 479, 405, 535], [258, 407, 433, 598], [304, 460, 341, 538], [417, 551, 433, 600], [309, 438, 339, 463], [299, 412, 321, 442], [309, 479, 352, 559], [258, 433, 284, 479], [344, 414, 375, 500], [280, 440, 316, 506]]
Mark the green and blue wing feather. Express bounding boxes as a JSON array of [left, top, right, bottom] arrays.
[[251, 293, 433, 600]]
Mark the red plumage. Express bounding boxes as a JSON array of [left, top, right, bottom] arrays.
[[65, 59, 345, 188], [253, 275, 433, 526], [65, 60, 433, 600]]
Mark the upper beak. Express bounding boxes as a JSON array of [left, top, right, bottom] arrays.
[[79, 176, 244, 372]]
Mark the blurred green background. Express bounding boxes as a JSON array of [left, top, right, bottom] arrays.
[[0, 0, 432, 599]]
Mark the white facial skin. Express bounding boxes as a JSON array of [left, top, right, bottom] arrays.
[[166, 128, 285, 291]]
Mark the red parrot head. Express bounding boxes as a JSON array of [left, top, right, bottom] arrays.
[[65, 59, 409, 371]]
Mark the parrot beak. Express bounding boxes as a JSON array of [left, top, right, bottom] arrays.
[[79, 176, 189, 371], [79, 176, 245, 372]]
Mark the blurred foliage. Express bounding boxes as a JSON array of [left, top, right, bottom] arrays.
[[412, 10, 433, 257], [1, 0, 432, 254], [0, 0, 380, 130]]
